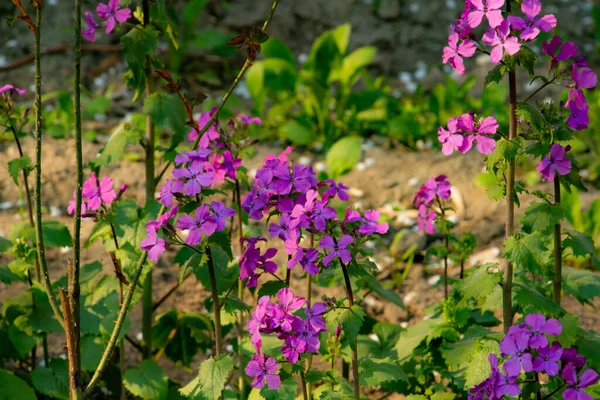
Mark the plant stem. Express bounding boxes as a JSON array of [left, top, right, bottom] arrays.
[[340, 262, 360, 399], [119, 339, 126, 400], [523, 77, 556, 104], [553, 175, 562, 304], [152, 272, 192, 311], [444, 234, 449, 299], [59, 284, 83, 400], [300, 370, 309, 400], [234, 179, 246, 396], [503, 0, 517, 334], [460, 260, 465, 280], [142, 0, 155, 361], [207, 247, 222, 356], [32, 1, 65, 330]]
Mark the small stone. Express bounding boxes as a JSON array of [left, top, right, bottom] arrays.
[[348, 187, 365, 198], [428, 275, 441, 286]]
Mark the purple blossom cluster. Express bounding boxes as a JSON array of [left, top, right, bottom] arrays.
[[67, 172, 121, 216], [469, 314, 599, 400], [443, 1, 597, 132], [438, 112, 499, 156], [245, 287, 327, 390], [413, 175, 452, 234], [536, 144, 572, 182], [83, 0, 131, 42]]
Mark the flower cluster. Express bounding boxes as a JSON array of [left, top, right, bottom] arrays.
[[536, 144, 572, 182], [438, 112, 499, 156], [469, 314, 598, 400], [245, 287, 327, 389], [83, 0, 131, 42], [413, 175, 452, 234], [67, 173, 121, 216]]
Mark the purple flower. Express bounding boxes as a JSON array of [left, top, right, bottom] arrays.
[[281, 336, 306, 364], [96, 0, 130, 34], [467, 0, 504, 28], [533, 341, 563, 376], [141, 224, 166, 262], [278, 287, 305, 313], [536, 144, 572, 181], [442, 33, 477, 75], [287, 247, 319, 275], [321, 179, 350, 201], [562, 348, 587, 370], [311, 200, 337, 231], [417, 205, 436, 234], [172, 164, 214, 196], [67, 191, 89, 216], [499, 332, 533, 376], [506, 0, 556, 41], [562, 364, 598, 400], [542, 36, 578, 70], [204, 155, 227, 186], [157, 179, 184, 207], [218, 151, 242, 180], [438, 117, 466, 156], [242, 191, 268, 220], [0, 84, 26, 97], [320, 235, 353, 266], [469, 354, 500, 400], [451, 16, 472, 40], [82, 11, 97, 42], [176, 204, 217, 246], [358, 210, 389, 235], [188, 110, 220, 146], [273, 164, 313, 195], [565, 65, 598, 110], [174, 149, 211, 167], [494, 372, 521, 398], [245, 354, 281, 390], [210, 201, 235, 231], [156, 204, 178, 228], [293, 318, 321, 353], [269, 213, 300, 241], [423, 175, 452, 201], [525, 313, 562, 349], [458, 114, 498, 154], [567, 102, 590, 131], [82, 173, 117, 210], [239, 115, 262, 125], [305, 302, 327, 332], [482, 20, 521, 64]]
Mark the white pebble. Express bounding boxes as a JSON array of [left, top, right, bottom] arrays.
[[428, 275, 441, 286], [313, 161, 326, 172]]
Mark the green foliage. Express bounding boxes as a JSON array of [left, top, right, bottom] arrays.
[[10, 220, 72, 248], [124, 360, 169, 400], [504, 232, 551, 275], [31, 359, 69, 400], [121, 25, 159, 101], [563, 230, 600, 268], [7, 156, 31, 185], [179, 356, 234, 399], [521, 201, 564, 232], [255, 378, 298, 400], [358, 357, 407, 387], [0, 370, 37, 400], [326, 136, 362, 178], [562, 267, 600, 306], [325, 305, 365, 351]]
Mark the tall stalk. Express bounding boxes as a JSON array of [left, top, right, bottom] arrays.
[[552, 175, 562, 304], [142, 0, 155, 360], [443, 235, 449, 299], [234, 180, 245, 395], [66, 0, 84, 396], [32, 1, 65, 330], [207, 248, 222, 356], [340, 262, 359, 399]]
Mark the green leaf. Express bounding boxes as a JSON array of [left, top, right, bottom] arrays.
[[464, 341, 499, 388], [279, 120, 316, 146], [10, 220, 72, 248], [257, 280, 287, 298], [456, 263, 501, 304], [513, 283, 563, 315], [393, 319, 436, 360], [121, 25, 159, 101], [557, 313, 579, 348], [257, 378, 298, 400], [81, 335, 103, 371], [504, 232, 550, 275], [516, 103, 548, 130], [515, 46, 538, 77], [0, 267, 21, 284], [364, 277, 405, 308], [576, 329, 600, 369], [521, 201, 564, 232], [0, 235, 11, 253], [431, 392, 457, 400], [562, 267, 600, 305], [7, 156, 32, 185], [484, 64, 504, 88], [179, 356, 234, 399], [207, 232, 233, 261], [31, 359, 69, 400], [93, 123, 143, 167], [563, 230, 600, 268], [9, 315, 40, 357], [486, 138, 522, 169], [340, 46, 376, 86], [0, 370, 37, 400], [261, 38, 295, 64], [144, 92, 187, 138], [358, 357, 407, 387], [326, 136, 362, 179], [124, 360, 169, 400]]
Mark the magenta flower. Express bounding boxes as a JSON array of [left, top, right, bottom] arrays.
[[311, 200, 337, 231], [525, 313, 562, 349], [96, 0, 130, 34], [218, 150, 242, 180], [359, 210, 389, 235], [494, 372, 520, 398], [451, 16, 472, 39], [157, 178, 184, 207], [156, 204, 178, 229], [562, 364, 598, 400], [268, 213, 300, 241], [0, 84, 26, 97], [210, 201, 235, 231], [457, 114, 498, 154], [417, 205, 436, 234], [281, 336, 306, 364], [536, 144, 572, 181], [438, 117, 465, 156], [423, 175, 452, 201], [499, 333, 533, 376], [278, 287, 305, 313], [321, 179, 350, 201], [174, 149, 211, 167], [320, 235, 353, 266], [239, 115, 262, 125], [176, 205, 217, 246], [141, 225, 166, 262], [188, 110, 220, 146], [82, 173, 117, 210], [67, 190, 89, 216], [245, 354, 281, 390], [506, 0, 556, 41], [467, 0, 504, 28], [532, 341, 563, 376], [565, 65, 598, 110], [305, 302, 327, 332], [442, 33, 476, 75], [172, 164, 214, 196], [482, 20, 521, 64], [542, 36, 578, 70], [293, 318, 321, 353], [82, 11, 97, 42], [562, 349, 587, 370], [567, 102, 590, 131], [242, 191, 268, 220], [287, 247, 319, 275]]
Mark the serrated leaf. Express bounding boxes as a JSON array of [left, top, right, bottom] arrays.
[[0, 370, 37, 400], [513, 284, 563, 315], [562, 267, 600, 305], [576, 329, 600, 369], [521, 201, 564, 232], [93, 123, 143, 167], [336, 305, 365, 350], [121, 26, 159, 101], [358, 357, 407, 387], [563, 230, 600, 268], [515, 46, 538, 77], [10, 220, 72, 248], [179, 356, 234, 399], [9, 315, 40, 357], [144, 92, 187, 138], [464, 345, 498, 389], [486, 138, 522, 169], [394, 319, 436, 360], [504, 233, 550, 274], [257, 378, 297, 400], [557, 313, 579, 348], [456, 263, 501, 304], [0, 235, 11, 253], [124, 360, 169, 400], [516, 103, 548, 130], [326, 136, 362, 179], [257, 280, 287, 298], [7, 156, 32, 185], [31, 359, 69, 400]]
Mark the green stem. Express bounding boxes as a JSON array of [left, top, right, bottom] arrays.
[[503, 0, 517, 334], [32, 1, 65, 330], [340, 262, 360, 399], [523, 77, 557, 104], [553, 175, 562, 304], [300, 370, 309, 400], [234, 180, 246, 396], [207, 247, 222, 356], [142, 0, 155, 360], [444, 234, 449, 299]]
